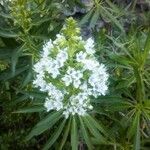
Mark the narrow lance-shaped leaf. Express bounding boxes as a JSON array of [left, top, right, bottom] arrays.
[[0, 48, 12, 59], [13, 105, 45, 113], [26, 111, 62, 141], [0, 28, 19, 38], [11, 47, 22, 76], [127, 111, 140, 140], [21, 70, 32, 87], [143, 31, 150, 64], [89, 7, 100, 28], [100, 6, 124, 32], [133, 112, 141, 150], [79, 9, 94, 26], [0, 65, 29, 81], [83, 116, 106, 144], [86, 115, 109, 137], [15, 90, 47, 99], [106, 35, 136, 61], [105, 0, 121, 14], [79, 116, 93, 150], [71, 116, 78, 150], [58, 117, 71, 150], [43, 119, 66, 150]]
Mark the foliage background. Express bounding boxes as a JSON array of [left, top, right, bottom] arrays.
[[0, 0, 150, 150]]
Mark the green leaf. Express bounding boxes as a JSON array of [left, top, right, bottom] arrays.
[[105, 0, 121, 14], [89, 7, 100, 28], [0, 28, 19, 38], [86, 115, 108, 137], [92, 95, 127, 103], [0, 65, 29, 81], [115, 76, 135, 89], [93, 96, 128, 103], [16, 90, 47, 99], [8, 95, 28, 106], [43, 119, 66, 150], [109, 54, 135, 67], [127, 111, 140, 140], [79, 9, 94, 26], [71, 116, 78, 150], [21, 71, 32, 87], [14, 105, 45, 113], [133, 112, 141, 150], [0, 48, 12, 59], [26, 111, 62, 141], [100, 6, 124, 32], [58, 117, 71, 150], [79, 116, 93, 150], [0, 12, 12, 19], [83, 117, 106, 144], [11, 47, 22, 76], [143, 100, 150, 108], [143, 31, 150, 63], [106, 103, 131, 112], [93, 96, 132, 111], [107, 35, 136, 60]]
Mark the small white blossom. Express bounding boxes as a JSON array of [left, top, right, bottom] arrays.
[[84, 38, 95, 54], [62, 67, 83, 88], [83, 59, 99, 71], [33, 61, 44, 73], [73, 79, 81, 88], [62, 75, 72, 86], [72, 70, 83, 80], [42, 40, 53, 58], [56, 48, 68, 63], [76, 51, 87, 62]]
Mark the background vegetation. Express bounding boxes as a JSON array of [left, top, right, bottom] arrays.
[[0, 0, 150, 150]]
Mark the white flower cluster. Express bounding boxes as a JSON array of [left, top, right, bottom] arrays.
[[33, 19, 109, 119], [62, 67, 83, 88], [63, 92, 93, 119]]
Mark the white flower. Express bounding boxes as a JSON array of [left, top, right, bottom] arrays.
[[56, 48, 68, 63], [44, 98, 63, 112], [88, 105, 93, 110], [42, 40, 53, 57], [83, 59, 99, 71], [44, 99, 53, 111], [44, 59, 61, 78], [63, 67, 83, 88], [73, 79, 81, 88], [62, 92, 89, 117], [76, 51, 87, 62], [62, 75, 72, 86], [63, 111, 69, 119], [33, 61, 44, 73], [67, 67, 75, 76], [84, 38, 95, 54], [51, 68, 60, 78], [72, 70, 83, 80], [33, 74, 47, 91]]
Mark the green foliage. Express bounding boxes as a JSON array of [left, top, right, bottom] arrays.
[[80, 0, 124, 32]]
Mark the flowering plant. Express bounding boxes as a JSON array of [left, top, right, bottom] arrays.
[[33, 17, 109, 118]]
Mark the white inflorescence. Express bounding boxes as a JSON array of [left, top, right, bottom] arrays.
[[33, 20, 109, 119]]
